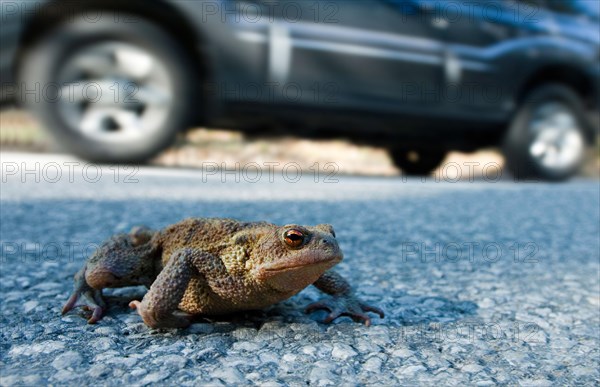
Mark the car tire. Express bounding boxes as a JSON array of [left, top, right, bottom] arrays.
[[19, 13, 197, 163], [389, 148, 447, 176], [502, 84, 590, 181]]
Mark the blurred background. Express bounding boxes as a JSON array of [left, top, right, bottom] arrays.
[[2, 109, 597, 178], [1, 0, 599, 180]]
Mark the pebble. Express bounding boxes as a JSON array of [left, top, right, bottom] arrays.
[[210, 366, 245, 384], [51, 351, 83, 370], [106, 356, 138, 368], [331, 343, 357, 360], [22, 300, 39, 313], [391, 348, 414, 358], [87, 364, 110, 378], [153, 354, 187, 369], [400, 364, 427, 375], [362, 356, 383, 373], [90, 337, 116, 351], [309, 365, 336, 386], [462, 364, 484, 373], [139, 371, 171, 385]]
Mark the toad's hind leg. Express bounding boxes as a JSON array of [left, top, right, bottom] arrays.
[[62, 227, 159, 323], [84, 231, 158, 290]]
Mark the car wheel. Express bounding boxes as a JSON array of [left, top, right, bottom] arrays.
[[389, 148, 447, 176], [19, 13, 196, 163], [503, 84, 590, 181]]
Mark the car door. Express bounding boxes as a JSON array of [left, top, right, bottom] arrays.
[[433, 0, 547, 116], [232, 0, 447, 113]]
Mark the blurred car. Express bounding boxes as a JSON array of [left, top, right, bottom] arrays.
[[1, 0, 599, 180]]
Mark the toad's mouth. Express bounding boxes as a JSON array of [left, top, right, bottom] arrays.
[[256, 251, 343, 292], [257, 251, 343, 277]]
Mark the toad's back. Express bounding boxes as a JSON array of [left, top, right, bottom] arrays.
[[156, 218, 270, 266]]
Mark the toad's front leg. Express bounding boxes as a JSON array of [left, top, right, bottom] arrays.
[[306, 270, 384, 326], [129, 248, 216, 329]]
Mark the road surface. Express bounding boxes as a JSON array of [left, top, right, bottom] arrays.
[[1, 152, 599, 386]]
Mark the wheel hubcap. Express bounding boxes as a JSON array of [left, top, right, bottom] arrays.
[[528, 102, 585, 171], [56, 42, 174, 144]]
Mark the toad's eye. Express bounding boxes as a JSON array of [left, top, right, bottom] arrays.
[[284, 229, 304, 248]]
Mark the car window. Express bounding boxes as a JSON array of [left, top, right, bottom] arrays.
[[545, 0, 579, 15], [511, 0, 544, 6], [573, 0, 600, 19]]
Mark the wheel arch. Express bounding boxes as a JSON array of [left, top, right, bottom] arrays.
[[14, 0, 212, 124], [516, 63, 596, 141]]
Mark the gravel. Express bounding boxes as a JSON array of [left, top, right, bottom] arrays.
[[0, 155, 599, 385]]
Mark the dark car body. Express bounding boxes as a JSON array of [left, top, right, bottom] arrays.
[[1, 0, 599, 150]]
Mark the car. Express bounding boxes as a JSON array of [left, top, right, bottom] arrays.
[[1, 0, 598, 180]]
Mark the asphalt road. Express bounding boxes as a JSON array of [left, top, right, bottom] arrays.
[[1, 153, 599, 386]]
